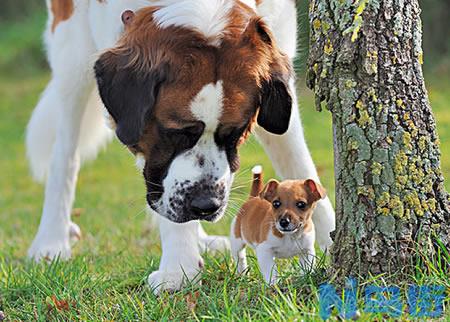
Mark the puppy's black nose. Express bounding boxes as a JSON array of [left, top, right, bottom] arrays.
[[279, 217, 291, 229], [190, 197, 221, 216]]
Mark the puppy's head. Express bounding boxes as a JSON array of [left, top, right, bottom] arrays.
[[261, 179, 326, 234], [94, 3, 292, 223]]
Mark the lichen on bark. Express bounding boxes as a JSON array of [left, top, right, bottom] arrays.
[[307, 0, 450, 279]]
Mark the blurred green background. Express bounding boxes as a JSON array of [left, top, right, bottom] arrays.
[[0, 0, 449, 255]]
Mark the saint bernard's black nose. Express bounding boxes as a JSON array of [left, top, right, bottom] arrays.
[[190, 196, 221, 216]]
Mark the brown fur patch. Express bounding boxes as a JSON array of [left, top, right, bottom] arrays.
[[103, 4, 290, 157], [236, 197, 275, 243], [301, 218, 314, 234], [51, 0, 74, 33], [234, 214, 242, 239], [250, 169, 263, 197], [96, 4, 293, 206]]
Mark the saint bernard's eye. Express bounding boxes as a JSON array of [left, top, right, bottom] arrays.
[[215, 124, 248, 148], [182, 124, 205, 136], [159, 122, 204, 151], [160, 122, 204, 137]]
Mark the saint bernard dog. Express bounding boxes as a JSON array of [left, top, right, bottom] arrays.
[[26, 0, 335, 293]]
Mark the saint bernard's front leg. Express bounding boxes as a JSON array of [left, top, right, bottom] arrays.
[[148, 216, 203, 294]]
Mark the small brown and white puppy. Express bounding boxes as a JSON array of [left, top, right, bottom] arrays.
[[230, 165, 326, 285]]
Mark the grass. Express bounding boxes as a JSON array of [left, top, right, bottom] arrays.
[[0, 9, 449, 321]]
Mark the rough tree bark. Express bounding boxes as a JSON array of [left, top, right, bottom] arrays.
[[306, 0, 450, 279]]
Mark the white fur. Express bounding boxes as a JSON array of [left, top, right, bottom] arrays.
[[26, 0, 335, 294], [252, 165, 262, 175], [28, 0, 107, 261], [147, 209, 230, 254], [230, 218, 248, 273], [148, 217, 202, 293], [135, 153, 146, 171], [255, 0, 297, 58], [153, 0, 233, 46], [89, 0, 152, 50], [191, 81, 223, 131], [197, 224, 230, 253], [231, 219, 316, 285], [149, 217, 230, 294]]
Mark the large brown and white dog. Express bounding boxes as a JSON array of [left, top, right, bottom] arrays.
[[26, 0, 335, 293]]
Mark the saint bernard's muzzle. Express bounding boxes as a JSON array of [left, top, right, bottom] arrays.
[[94, 6, 293, 223], [145, 82, 239, 223]]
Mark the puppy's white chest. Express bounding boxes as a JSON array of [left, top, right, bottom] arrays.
[[268, 231, 313, 259], [272, 236, 302, 258]]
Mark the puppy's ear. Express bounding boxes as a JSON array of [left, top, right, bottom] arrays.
[[253, 20, 293, 135], [94, 51, 168, 146], [305, 179, 327, 202], [261, 179, 279, 201], [121, 10, 135, 27]]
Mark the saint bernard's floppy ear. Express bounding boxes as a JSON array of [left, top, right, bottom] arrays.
[[258, 69, 292, 135], [94, 51, 168, 146], [252, 19, 293, 135]]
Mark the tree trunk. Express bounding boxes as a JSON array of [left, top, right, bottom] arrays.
[[306, 0, 450, 279]]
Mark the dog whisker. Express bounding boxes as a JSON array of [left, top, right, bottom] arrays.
[[234, 167, 252, 178], [133, 206, 150, 219], [146, 191, 164, 195], [143, 179, 164, 188]]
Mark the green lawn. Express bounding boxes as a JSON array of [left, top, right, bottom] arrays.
[[0, 11, 449, 321]]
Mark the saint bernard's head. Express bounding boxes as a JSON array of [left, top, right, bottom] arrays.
[[94, 0, 293, 223]]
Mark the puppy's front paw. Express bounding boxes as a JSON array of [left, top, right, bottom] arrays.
[[148, 269, 201, 295]]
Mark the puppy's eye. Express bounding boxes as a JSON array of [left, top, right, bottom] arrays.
[[296, 201, 307, 210], [272, 200, 281, 209]]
